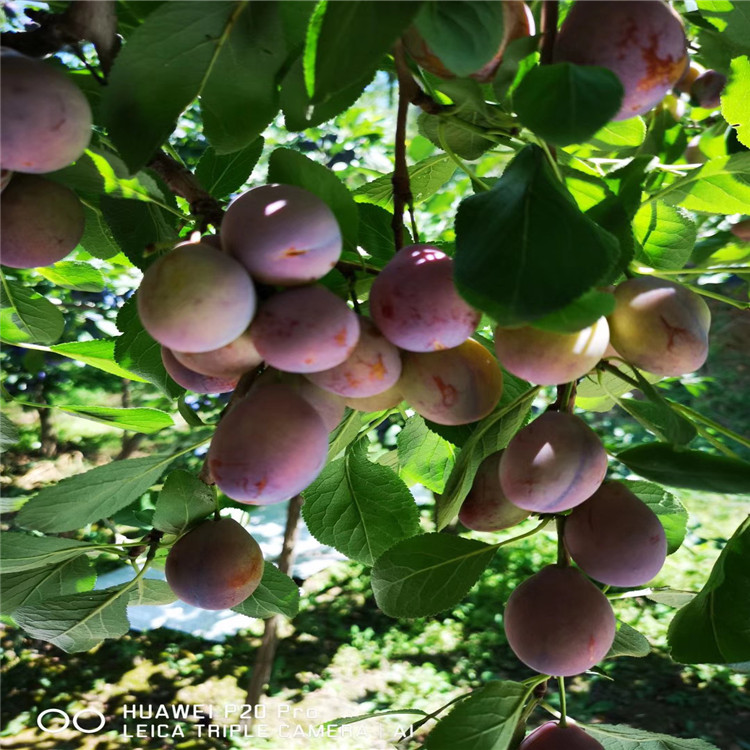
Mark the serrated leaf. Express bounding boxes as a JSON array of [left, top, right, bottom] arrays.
[[302, 442, 421, 566], [195, 138, 264, 199], [721, 55, 750, 149], [577, 367, 662, 413], [633, 203, 697, 270], [17, 454, 179, 533], [0, 412, 20, 450], [397, 415, 456, 494], [57, 405, 173, 434], [36, 262, 105, 292], [0, 533, 97, 573], [50, 339, 149, 382], [327, 409, 364, 461], [424, 680, 527, 750], [613, 391, 696, 447], [232, 563, 300, 619], [128, 578, 177, 606], [621, 480, 688, 555], [668, 517, 750, 664], [152, 470, 216, 536], [647, 589, 697, 608], [0, 278, 64, 346], [14, 586, 131, 653], [371, 533, 496, 618], [607, 621, 651, 659], [586, 722, 720, 749]]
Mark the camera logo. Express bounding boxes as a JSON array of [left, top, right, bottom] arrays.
[[36, 708, 106, 734]]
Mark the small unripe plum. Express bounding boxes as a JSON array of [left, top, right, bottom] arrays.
[[307, 317, 402, 398], [459, 451, 530, 532], [137, 241, 257, 354], [345, 383, 403, 413], [208, 383, 329, 504], [161, 347, 238, 394], [504, 565, 616, 676], [553, 1, 688, 121], [564, 481, 667, 587], [674, 61, 705, 95], [608, 277, 710, 376], [520, 721, 604, 750], [173, 328, 262, 379], [730, 219, 750, 244], [500, 412, 608, 513], [249, 285, 359, 373], [494, 318, 610, 386], [1, 174, 84, 268], [253, 368, 345, 431], [1, 51, 92, 173], [399, 339, 503, 425], [0, 169, 12, 192], [165, 517, 264, 610], [370, 244, 480, 352], [690, 70, 727, 109], [222, 184, 342, 285], [684, 135, 708, 165]]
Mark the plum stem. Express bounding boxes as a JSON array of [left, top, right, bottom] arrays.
[[556, 516, 570, 567], [558, 676, 568, 727], [540, 1, 559, 66]]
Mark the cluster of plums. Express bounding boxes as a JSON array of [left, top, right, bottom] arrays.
[[0, 49, 91, 269]]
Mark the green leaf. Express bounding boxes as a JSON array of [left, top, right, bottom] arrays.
[[454, 146, 619, 326], [437, 385, 537, 530], [584, 118, 647, 152], [50, 339, 149, 382], [621, 480, 688, 555], [515, 64, 624, 147], [424, 680, 527, 750], [14, 586, 131, 653], [0, 278, 65, 346], [532, 289, 615, 334], [418, 110, 496, 161], [372, 533, 496, 618], [0, 412, 20, 450], [201, 3, 285, 154], [100, 2, 244, 171], [268, 148, 359, 251], [633, 203, 697, 270], [698, 1, 750, 57], [586, 723, 720, 749], [36, 262, 105, 292], [152, 470, 216, 536], [397, 415, 456, 494], [617, 444, 750, 494], [607, 621, 651, 659], [577, 368, 662, 414], [0, 533, 96, 573], [302, 442, 421, 566], [17, 454, 179, 533], [195, 138, 264, 199], [305, 0, 421, 102], [357, 204, 402, 268], [0, 557, 95, 615], [653, 152, 750, 215], [232, 563, 300, 619], [414, 1, 505, 77], [354, 155, 457, 210], [327, 409, 364, 461], [668, 517, 750, 664], [56, 405, 173, 434], [721, 55, 750, 149], [128, 579, 177, 607], [80, 204, 120, 260]]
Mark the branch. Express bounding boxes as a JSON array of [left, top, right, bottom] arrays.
[[540, 1, 559, 66]]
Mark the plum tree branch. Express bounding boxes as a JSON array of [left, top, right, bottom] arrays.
[[540, 1, 559, 66]]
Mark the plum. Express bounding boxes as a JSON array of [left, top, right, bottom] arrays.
[[399, 339, 503, 425], [161, 347, 238, 394], [1, 51, 92, 173], [494, 317, 610, 386], [222, 184, 342, 285], [730, 219, 750, 243], [208, 383, 329, 504], [690, 70, 727, 109], [370, 244, 480, 352], [553, 0, 688, 121], [564, 481, 667, 587], [500, 411, 608, 513], [307, 317, 402, 398], [520, 721, 604, 749], [173, 328, 262, 379], [249, 285, 359, 373], [504, 565, 616, 676], [137, 241, 257, 354], [608, 277, 710, 376], [345, 383, 403, 413], [165, 517, 264, 610], [459, 451, 530, 532], [1, 174, 84, 268]]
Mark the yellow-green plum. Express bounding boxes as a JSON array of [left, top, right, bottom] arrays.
[[249, 285, 359, 373], [165, 517, 264, 610], [370, 244, 480, 352], [161, 347, 238, 394], [399, 339, 503, 425], [173, 328, 262, 379], [208, 384, 328, 504], [1, 50, 92, 173], [222, 184, 342, 285], [520, 722, 604, 750], [494, 318, 609, 386], [459, 451, 530, 532], [608, 277, 710, 376], [137, 241, 257, 354], [345, 383, 403, 413], [307, 317, 402, 398], [1, 174, 84, 268], [553, 0, 688, 121], [564, 481, 667, 587], [499, 411, 608, 513], [504, 565, 616, 676]]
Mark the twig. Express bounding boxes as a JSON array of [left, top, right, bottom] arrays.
[[540, 1, 559, 65]]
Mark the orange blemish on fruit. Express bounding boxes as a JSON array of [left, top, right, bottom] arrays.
[[334, 327, 349, 346], [369, 355, 386, 380], [433, 376, 457, 407], [283, 246, 308, 258], [638, 33, 686, 91], [255, 477, 268, 494]]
